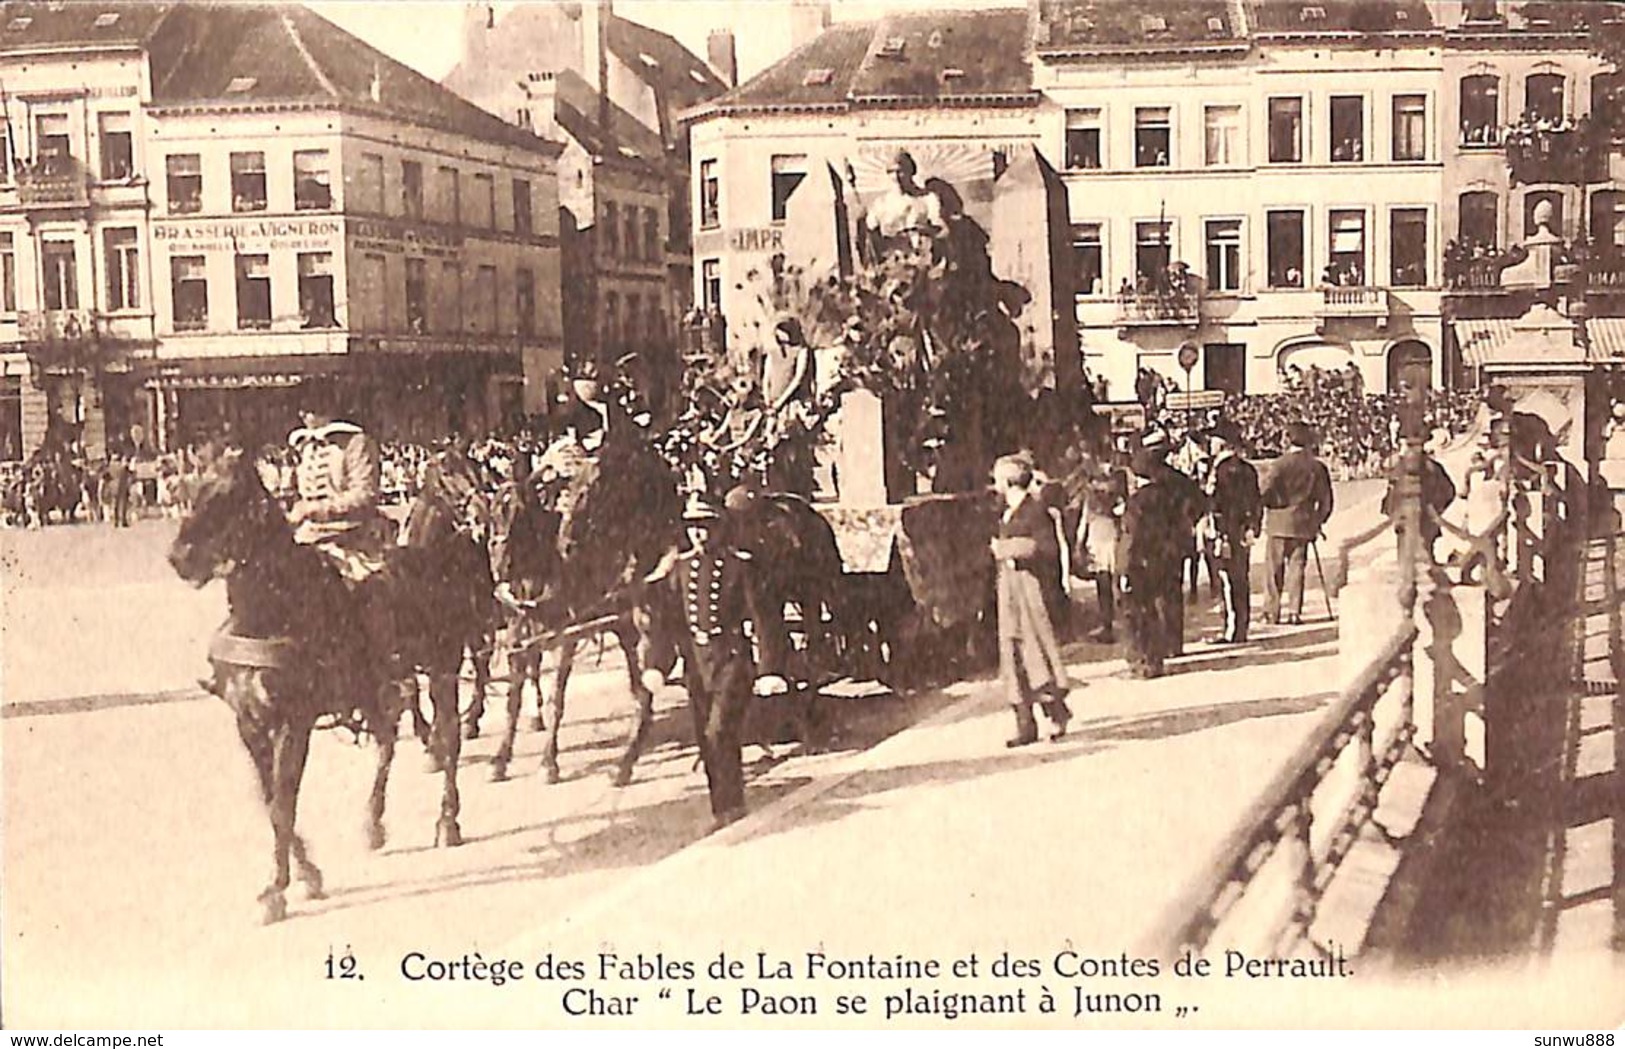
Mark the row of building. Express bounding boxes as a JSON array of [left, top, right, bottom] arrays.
[[683, 0, 1625, 405]]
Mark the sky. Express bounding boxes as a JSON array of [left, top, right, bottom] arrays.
[[308, 0, 1004, 85]]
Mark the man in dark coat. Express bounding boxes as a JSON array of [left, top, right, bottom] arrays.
[[1260, 421, 1334, 625], [1203, 422, 1262, 644], [990, 455, 1073, 747], [651, 494, 757, 827], [1380, 440, 1458, 563], [1119, 450, 1187, 679], [1142, 431, 1202, 659]]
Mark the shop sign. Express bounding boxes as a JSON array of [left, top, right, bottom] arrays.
[[694, 227, 785, 255], [152, 218, 341, 254], [349, 219, 464, 260]]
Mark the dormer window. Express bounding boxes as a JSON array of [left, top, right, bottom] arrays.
[[803, 67, 834, 86], [1207, 17, 1226, 34], [1301, 5, 1327, 21], [878, 37, 906, 58], [639, 52, 659, 68], [226, 77, 257, 93], [927, 29, 943, 48], [689, 69, 709, 85], [940, 67, 965, 83], [1141, 14, 1168, 34], [6, 17, 31, 31], [93, 12, 120, 27]]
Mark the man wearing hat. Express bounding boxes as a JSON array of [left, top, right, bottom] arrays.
[[562, 358, 612, 453], [287, 383, 389, 580], [1140, 427, 1202, 658], [1119, 448, 1187, 678], [1202, 421, 1262, 645], [1260, 421, 1334, 625], [652, 492, 758, 827]]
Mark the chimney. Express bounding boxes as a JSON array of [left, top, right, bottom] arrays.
[[582, 0, 611, 135], [708, 29, 737, 89], [462, 2, 494, 71], [787, 0, 831, 51], [521, 73, 561, 137]]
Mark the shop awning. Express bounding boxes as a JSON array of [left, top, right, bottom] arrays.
[[1583, 317, 1625, 361], [1453, 318, 1518, 367], [140, 354, 346, 390]]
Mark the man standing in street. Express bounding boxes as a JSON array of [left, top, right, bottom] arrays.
[[1119, 449, 1186, 679], [1203, 422, 1262, 645], [1260, 421, 1334, 625]]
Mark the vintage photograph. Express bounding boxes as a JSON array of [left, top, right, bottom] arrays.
[[2, 0, 1623, 1031]]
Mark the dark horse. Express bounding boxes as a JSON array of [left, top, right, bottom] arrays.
[[487, 433, 678, 786], [168, 447, 493, 924]]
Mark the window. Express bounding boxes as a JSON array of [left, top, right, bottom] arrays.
[[1135, 107, 1171, 167], [1065, 108, 1102, 170], [235, 254, 271, 329], [1134, 220, 1171, 281], [293, 150, 331, 210], [356, 254, 386, 331], [1268, 97, 1303, 163], [405, 257, 427, 333], [0, 131, 10, 182], [1071, 223, 1103, 296], [1457, 191, 1498, 250], [1205, 219, 1242, 292], [474, 264, 497, 332], [1524, 190, 1563, 238], [472, 173, 495, 228], [1526, 73, 1565, 123], [1460, 75, 1500, 144], [1592, 72, 1623, 128], [603, 290, 620, 350], [1327, 210, 1366, 285], [1330, 96, 1364, 162], [770, 154, 808, 222], [699, 159, 719, 228], [1392, 95, 1427, 161], [702, 258, 721, 309], [0, 233, 15, 312], [1266, 210, 1305, 288], [1390, 208, 1428, 286], [1592, 190, 1625, 253], [624, 205, 639, 259], [436, 166, 461, 225], [603, 201, 619, 259], [170, 256, 207, 331], [402, 160, 423, 219], [34, 113, 71, 173], [1464, 0, 1500, 21], [516, 267, 536, 338], [643, 206, 659, 261], [298, 253, 336, 328], [41, 241, 77, 310], [229, 152, 267, 212], [438, 262, 462, 333], [166, 154, 201, 214], [98, 112, 133, 180], [1204, 105, 1241, 166], [513, 178, 533, 236], [104, 228, 139, 311], [353, 152, 384, 213]]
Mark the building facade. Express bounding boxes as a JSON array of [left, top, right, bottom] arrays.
[[684, 0, 1625, 402], [0, 1, 564, 460]]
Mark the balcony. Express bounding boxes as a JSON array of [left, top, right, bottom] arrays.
[[1316, 286, 1390, 326], [1504, 123, 1608, 186], [1114, 274, 1201, 329], [11, 156, 89, 209], [18, 309, 109, 380]]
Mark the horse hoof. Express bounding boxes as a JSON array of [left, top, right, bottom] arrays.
[[610, 766, 633, 788], [421, 752, 445, 774], [301, 875, 326, 902], [527, 715, 545, 733], [462, 721, 480, 741], [365, 824, 386, 851], [259, 892, 287, 925], [490, 762, 509, 783], [435, 820, 464, 848], [544, 765, 561, 785]]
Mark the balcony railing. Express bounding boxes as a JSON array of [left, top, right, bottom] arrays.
[[1504, 124, 1608, 186], [1317, 286, 1389, 318], [19, 308, 99, 345], [12, 156, 89, 208], [1114, 287, 1200, 327]]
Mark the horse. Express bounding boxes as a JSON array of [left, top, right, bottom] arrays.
[[168, 445, 490, 924], [485, 432, 678, 786]]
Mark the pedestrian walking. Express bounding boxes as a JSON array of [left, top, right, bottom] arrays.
[[1073, 455, 1127, 644], [1201, 422, 1261, 645], [108, 451, 132, 528], [989, 454, 1073, 747], [1119, 450, 1187, 679], [1260, 421, 1334, 625]]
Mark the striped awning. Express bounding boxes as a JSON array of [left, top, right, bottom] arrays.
[[1583, 318, 1625, 362], [1453, 318, 1518, 367]]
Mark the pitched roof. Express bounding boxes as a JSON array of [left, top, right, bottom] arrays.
[[691, 9, 1036, 118], [142, 3, 558, 156], [540, 68, 667, 176], [0, 0, 174, 52], [1034, 0, 1244, 54], [1248, 0, 1436, 36], [603, 13, 725, 113]]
